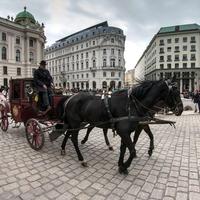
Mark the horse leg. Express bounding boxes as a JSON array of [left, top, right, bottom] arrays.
[[132, 125, 144, 157], [81, 126, 93, 144], [118, 140, 126, 170], [143, 125, 154, 156], [61, 131, 71, 155], [118, 133, 136, 174], [103, 128, 114, 151], [71, 132, 87, 167]]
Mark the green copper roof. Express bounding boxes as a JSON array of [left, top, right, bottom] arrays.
[[15, 7, 36, 24], [158, 23, 200, 34]]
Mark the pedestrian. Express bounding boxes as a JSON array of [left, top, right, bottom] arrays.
[[192, 90, 200, 112], [33, 60, 54, 115]]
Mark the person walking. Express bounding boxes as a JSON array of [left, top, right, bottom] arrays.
[[192, 90, 200, 113], [34, 60, 54, 115]]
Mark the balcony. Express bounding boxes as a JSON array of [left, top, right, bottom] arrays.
[[90, 67, 97, 71], [190, 40, 196, 43]]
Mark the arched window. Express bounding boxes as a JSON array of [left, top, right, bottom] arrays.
[[111, 59, 115, 67], [93, 60, 96, 68], [110, 81, 115, 89], [29, 52, 34, 62], [92, 81, 96, 89], [2, 32, 6, 41], [2, 47, 7, 60], [102, 81, 107, 89], [16, 50, 20, 62], [103, 59, 107, 67]]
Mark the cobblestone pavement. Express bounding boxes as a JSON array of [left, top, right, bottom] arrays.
[[0, 113, 200, 200]]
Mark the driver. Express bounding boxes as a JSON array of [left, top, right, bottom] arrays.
[[33, 60, 53, 115]]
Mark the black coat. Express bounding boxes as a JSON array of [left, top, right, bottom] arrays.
[[34, 67, 53, 91], [192, 93, 200, 103]]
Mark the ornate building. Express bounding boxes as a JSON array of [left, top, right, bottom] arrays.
[[45, 21, 126, 90], [0, 7, 46, 86], [135, 23, 200, 92], [125, 69, 135, 88]]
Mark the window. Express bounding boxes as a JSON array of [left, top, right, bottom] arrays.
[[118, 49, 121, 56], [110, 59, 115, 67], [16, 50, 20, 62], [86, 61, 89, 69], [72, 56, 74, 61], [191, 63, 195, 68], [175, 46, 179, 52], [167, 39, 171, 44], [103, 49, 106, 55], [174, 55, 179, 61], [191, 54, 196, 61], [86, 73, 89, 78], [191, 36, 196, 43], [119, 72, 121, 77], [167, 64, 171, 69], [175, 63, 179, 69], [81, 62, 83, 70], [3, 78, 8, 87], [160, 48, 164, 53], [183, 46, 187, 51], [159, 39, 164, 45], [81, 53, 83, 59], [183, 63, 187, 68], [17, 68, 21, 76], [86, 52, 88, 58], [160, 64, 164, 69], [16, 37, 20, 44], [111, 72, 115, 77], [183, 37, 187, 42], [167, 47, 171, 52], [182, 54, 187, 61], [2, 47, 7, 60], [93, 73, 95, 78], [167, 55, 171, 61], [93, 60, 96, 68], [2, 32, 6, 41], [29, 39, 34, 47], [111, 48, 114, 55], [72, 64, 74, 71], [3, 66, 7, 75], [175, 38, 179, 43], [76, 63, 79, 70], [103, 59, 107, 67], [111, 38, 114, 43], [29, 52, 34, 62], [191, 45, 196, 52], [76, 54, 79, 60], [77, 74, 79, 79], [159, 56, 164, 62], [119, 59, 121, 66], [103, 72, 106, 77], [93, 40, 95, 45], [93, 50, 95, 56]]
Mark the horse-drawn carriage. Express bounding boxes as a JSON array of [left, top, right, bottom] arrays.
[[0, 77, 183, 174], [0, 78, 68, 150]]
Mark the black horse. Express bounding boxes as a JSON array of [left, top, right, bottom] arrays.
[[80, 100, 178, 157], [60, 80, 183, 174]]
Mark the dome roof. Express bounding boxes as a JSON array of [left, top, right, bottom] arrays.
[[15, 7, 36, 24]]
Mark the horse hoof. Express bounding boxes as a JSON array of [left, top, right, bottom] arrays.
[[108, 146, 114, 151], [148, 149, 153, 157], [118, 166, 129, 175], [81, 140, 86, 144], [81, 161, 88, 167], [61, 149, 66, 156]]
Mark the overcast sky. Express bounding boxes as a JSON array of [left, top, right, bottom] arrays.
[[1, 0, 200, 70]]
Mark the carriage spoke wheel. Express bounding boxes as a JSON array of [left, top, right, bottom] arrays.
[[0, 105, 9, 132], [25, 119, 44, 150]]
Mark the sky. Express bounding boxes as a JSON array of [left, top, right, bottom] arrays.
[[1, 0, 200, 70]]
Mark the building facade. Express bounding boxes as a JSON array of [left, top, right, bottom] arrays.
[[0, 7, 45, 86], [134, 54, 145, 81], [135, 23, 200, 92], [125, 69, 135, 88], [45, 21, 126, 90]]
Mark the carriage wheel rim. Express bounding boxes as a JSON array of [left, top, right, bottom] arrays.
[[26, 119, 44, 150]]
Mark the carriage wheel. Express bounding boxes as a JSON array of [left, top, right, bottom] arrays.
[[25, 118, 45, 150], [0, 105, 9, 132]]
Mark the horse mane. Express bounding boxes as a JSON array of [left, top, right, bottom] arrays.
[[131, 80, 163, 99]]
